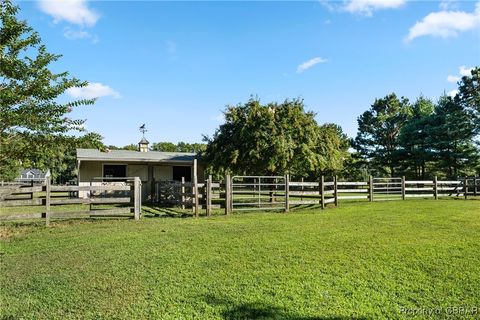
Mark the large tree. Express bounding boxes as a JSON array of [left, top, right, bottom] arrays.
[[397, 96, 435, 179], [203, 98, 348, 178], [0, 0, 94, 180], [354, 93, 411, 177], [456, 66, 480, 133], [427, 95, 478, 178]]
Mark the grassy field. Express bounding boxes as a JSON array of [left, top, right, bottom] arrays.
[[1, 199, 479, 319]]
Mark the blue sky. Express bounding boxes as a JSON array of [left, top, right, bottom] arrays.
[[17, 0, 480, 146]]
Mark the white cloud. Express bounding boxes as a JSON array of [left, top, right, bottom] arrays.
[[67, 83, 120, 99], [459, 65, 474, 76], [448, 89, 459, 97], [447, 75, 460, 83], [447, 65, 474, 83], [297, 57, 327, 73], [344, 0, 406, 16], [63, 28, 99, 43], [439, 0, 458, 11], [405, 2, 480, 42], [38, 0, 99, 27]]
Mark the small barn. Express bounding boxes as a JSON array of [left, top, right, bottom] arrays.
[[76, 138, 204, 201]]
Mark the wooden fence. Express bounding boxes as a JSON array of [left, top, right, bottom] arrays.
[[0, 176, 142, 225], [152, 175, 478, 215]]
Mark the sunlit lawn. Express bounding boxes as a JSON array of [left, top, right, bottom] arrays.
[[1, 199, 479, 319]]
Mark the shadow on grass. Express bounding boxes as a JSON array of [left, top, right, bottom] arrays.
[[142, 205, 193, 218], [203, 294, 367, 320]]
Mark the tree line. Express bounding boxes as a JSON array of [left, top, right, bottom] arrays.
[[201, 70, 479, 180], [353, 75, 479, 179], [1, 0, 478, 183]]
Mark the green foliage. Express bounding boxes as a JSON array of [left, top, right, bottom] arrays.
[[397, 96, 435, 179], [354, 93, 411, 176], [428, 95, 478, 177], [151, 141, 206, 153], [203, 98, 348, 178], [0, 0, 97, 181], [456, 67, 480, 133], [1, 200, 480, 319]]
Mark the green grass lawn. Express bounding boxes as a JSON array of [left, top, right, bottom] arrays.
[[1, 199, 479, 319]]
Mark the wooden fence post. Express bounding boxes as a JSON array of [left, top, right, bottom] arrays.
[[320, 175, 325, 209], [134, 177, 141, 220], [225, 174, 231, 215], [193, 159, 199, 217], [301, 177, 304, 203], [464, 177, 468, 200], [285, 174, 289, 213], [45, 174, 51, 226], [434, 176, 438, 200], [206, 175, 212, 216], [334, 175, 338, 207], [369, 176, 374, 202], [181, 177, 185, 210], [30, 180, 34, 200], [401, 176, 406, 200], [474, 177, 477, 197]]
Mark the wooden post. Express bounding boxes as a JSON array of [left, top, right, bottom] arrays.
[[193, 159, 199, 217], [181, 177, 185, 210], [474, 177, 477, 197], [334, 175, 338, 207], [434, 176, 438, 200], [464, 177, 468, 200], [206, 175, 212, 216], [150, 178, 155, 203], [320, 175, 325, 209], [301, 177, 304, 203], [45, 174, 51, 226], [134, 177, 141, 220], [225, 174, 231, 215], [89, 180, 93, 211], [369, 176, 374, 202], [285, 174, 289, 212], [401, 176, 406, 200]]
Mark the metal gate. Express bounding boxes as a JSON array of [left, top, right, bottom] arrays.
[[373, 177, 402, 201], [231, 176, 286, 211]]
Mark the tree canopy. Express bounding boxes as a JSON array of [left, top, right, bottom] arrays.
[[0, 0, 97, 181], [203, 98, 349, 178], [354, 93, 410, 177], [354, 68, 479, 179]]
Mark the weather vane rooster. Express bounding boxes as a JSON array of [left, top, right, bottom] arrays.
[[139, 124, 147, 137]]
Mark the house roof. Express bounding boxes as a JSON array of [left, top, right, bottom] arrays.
[[17, 168, 50, 181], [76, 148, 196, 163], [20, 169, 44, 176]]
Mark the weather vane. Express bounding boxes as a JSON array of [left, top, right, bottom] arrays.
[[139, 124, 147, 137]]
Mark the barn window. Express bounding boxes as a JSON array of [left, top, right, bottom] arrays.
[[103, 165, 127, 181], [172, 166, 191, 182]]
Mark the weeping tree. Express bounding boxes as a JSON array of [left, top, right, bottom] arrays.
[[0, 0, 97, 181], [203, 98, 349, 179]]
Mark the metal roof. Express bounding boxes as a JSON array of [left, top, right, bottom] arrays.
[[138, 137, 149, 144], [76, 148, 196, 163]]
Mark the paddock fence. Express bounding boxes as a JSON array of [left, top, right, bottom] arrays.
[[1, 174, 478, 222], [150, 175, 477, 214], [0, 175, 142, 225]]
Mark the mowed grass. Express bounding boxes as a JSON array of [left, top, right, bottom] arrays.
[[1, 200, 479, 319]]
